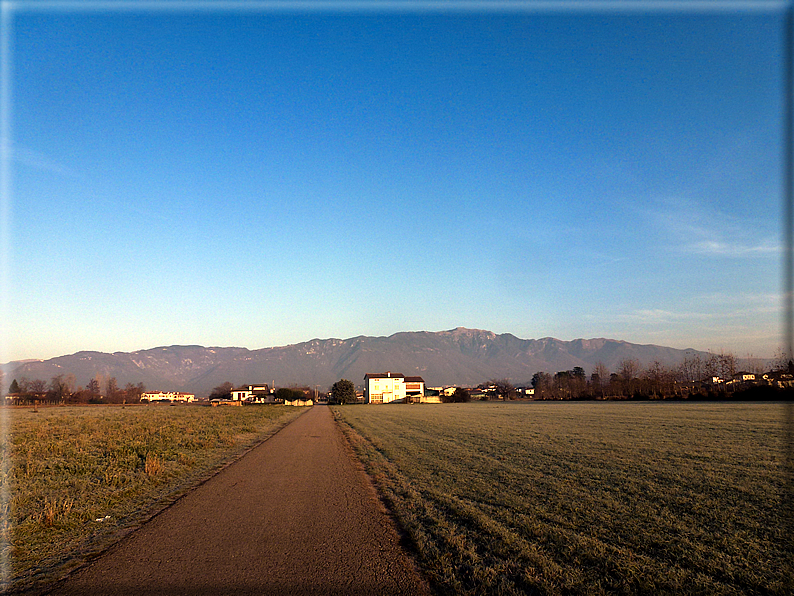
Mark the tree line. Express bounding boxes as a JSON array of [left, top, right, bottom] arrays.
[[525, 351, 792, 401], [4, 374, 145, 405]]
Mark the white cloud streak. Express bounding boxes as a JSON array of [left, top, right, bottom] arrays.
[[4, 140, 82, 179], [645, 196, 783, 259], [689, 238, 782, 257]]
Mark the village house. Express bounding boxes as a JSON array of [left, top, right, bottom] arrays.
[[763, 370, 794, 388], [363, 372, 425, 404], [726, 372, 757, 387], [428, 386, 458, 398], [141, 391, 195, 403], [230, 384, 272, 402]]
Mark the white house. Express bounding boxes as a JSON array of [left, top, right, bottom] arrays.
[[231, 384, 271, 402], [363, 372, 425, 404], [141, 391, 195, 403], [733, 372, 756, 383]]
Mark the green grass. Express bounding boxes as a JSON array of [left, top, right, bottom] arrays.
[[334, 402, 791, 595], [1, 403, 305, 593]]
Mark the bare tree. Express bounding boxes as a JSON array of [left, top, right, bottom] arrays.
[[617, 358, 641, 397], [704, 352, 719, 378], [209, 382, 234, 400], [642, 361, 677, 398], [29, 379, 47, 394], [123, 382, 145, 403], [591, 362, 609, 385], [618, 358, 640, 382], [705, 350, 737, 381], [531, 372, 552, 399], [771, 347, 794, 372], [63, 373, 76, 394], [105, 377, 121, 403], [719, 351, 737, 380], [490, 379, 517, 400], [677, 354, 704, 383], [744, 354, 766, 375]]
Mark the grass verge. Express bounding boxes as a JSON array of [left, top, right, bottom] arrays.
[[1, 403, 305, 594], [334, 401, 791, 595]]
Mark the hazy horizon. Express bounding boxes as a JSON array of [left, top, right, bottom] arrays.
[[4, 1, 786, 362], [0, 326, 775, 367]]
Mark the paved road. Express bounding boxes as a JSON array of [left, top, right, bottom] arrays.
[[49, 406, 429, 596]]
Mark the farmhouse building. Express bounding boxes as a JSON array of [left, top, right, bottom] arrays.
[[231, 384, 271, 402], [363, 372, 425, 404]]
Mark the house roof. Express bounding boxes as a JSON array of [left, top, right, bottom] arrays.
[[404, 376, 425, 383], [365, 372, 405, 379]]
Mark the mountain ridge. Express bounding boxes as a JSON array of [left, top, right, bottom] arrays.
[[2, 328, 714, 396]]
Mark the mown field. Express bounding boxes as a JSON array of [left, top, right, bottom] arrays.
[[1, 403, 305, 593], [334, 402, 791, 595]]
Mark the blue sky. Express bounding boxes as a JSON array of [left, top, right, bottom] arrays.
[[3, 1, 787, 362]]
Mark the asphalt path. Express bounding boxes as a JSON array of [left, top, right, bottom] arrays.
[[49, 406, 429, 596]]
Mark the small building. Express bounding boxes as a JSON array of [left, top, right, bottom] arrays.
[[142, 391, 195, 403], [231, 384, 272, 402], [419, 394, 442, 404], [763, 370, 794, 388], [364, 372, 425, 404], [404, 376, 426, 401], [283, 398, 314, 407], [731, 372, 756, 383], [428, 386, 457, 398]]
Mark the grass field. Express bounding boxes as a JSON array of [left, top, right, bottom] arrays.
[[1, 403, 305, 593], [334, 402, 791, 595]]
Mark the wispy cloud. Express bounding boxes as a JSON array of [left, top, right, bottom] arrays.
[[581, 293, 782, 334], [689, 238, 781, 257], [5, 139, 175, 223], [580, 292, 782, 356], [619, 293, 782, 323], [5, 141, 82, 179], [623, 308, 716, 323], [644, 196, 782, 259]]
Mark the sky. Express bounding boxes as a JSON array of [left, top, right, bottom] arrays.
[[2, 0, 788, 363]]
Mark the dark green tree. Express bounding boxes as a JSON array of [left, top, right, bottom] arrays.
[[87, 377, 100, 396], [48, 375, 70, 403], [8, 379, 20, 394], [331, 379, 356, 404], [275, 387, 306, 402], [106, 377, 122, 403], [451, 387, 471, 403]]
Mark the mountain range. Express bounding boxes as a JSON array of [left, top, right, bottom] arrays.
[[1, 328, 718, 396]]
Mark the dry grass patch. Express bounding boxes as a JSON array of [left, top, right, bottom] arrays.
[[1, 403, 304, 593], [334, 402, 791, 595]]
